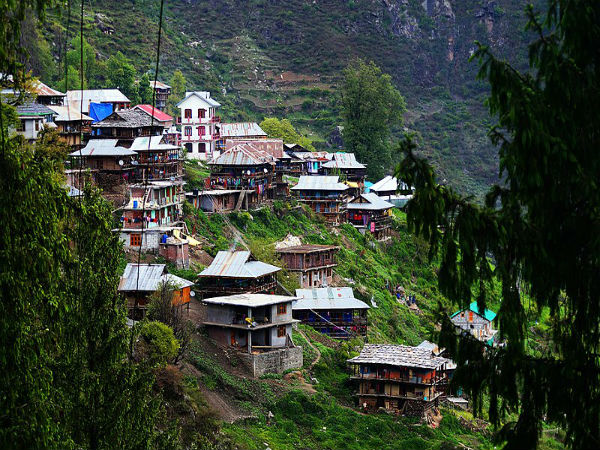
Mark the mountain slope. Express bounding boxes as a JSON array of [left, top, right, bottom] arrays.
[[42, 0, 533, 195]]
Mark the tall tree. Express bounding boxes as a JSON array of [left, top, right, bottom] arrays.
[[138, 73, 154, 105], [259, 117, 316, 151], [106, 51, 139, 104], [341, 59, 405, 180], [167, 69, 186, 116], [396, 1, 600, 449]]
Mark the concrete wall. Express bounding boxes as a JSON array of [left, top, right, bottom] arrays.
[[270, 302, 293, 324], [269, 323, 292, 347], [119, 230, 160, 251], [205, 303, 235, 324], [239, 346, 303, 377]]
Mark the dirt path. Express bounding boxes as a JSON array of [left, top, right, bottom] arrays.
[[197, 383, 256, 424], [296, 328, 321, 370]]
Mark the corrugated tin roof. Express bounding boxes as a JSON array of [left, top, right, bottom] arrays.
[[225, 139, 285, 159], [129, 135, 180, 152], [47, 105, 93, 122], [134, 104, 173, 122], [69, 139, 137, 157], [294, 287, 370, 311], [370, 175, 397, 192], [451, 302, 497, 322], [118, 263, 166, 292], [66, 89, 130, 112], [291, 176, 349, 191], [118, 264, 194, 292], [322, 152, 366, 169], [220, 122, 267, 138], [347, 193, 394, 211], [33, 80, 65, 97], [149, 80, 171, 90], [348, 344, 449, 370], [202, 293, 297, 308], [176, 91, 221, 108], [209, 142, 276, 166], [16, 101, 56, 117], [199, 251, 280, 278]]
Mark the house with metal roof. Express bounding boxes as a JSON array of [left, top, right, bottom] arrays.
[[133, 104, 173, 127], [215, 122, 268, 151], [369, 175, 414, 207], [91, 109, 164, 142], [32, 80, 65, 105], [128, 135, 183, 183], [347, 193, 394, 241], [197, 250, 281, 298], [177, 91, 221, 161], [201, 293, 302, 376], [118, 263, 194, 318], [291, 176, 350, 225], [348, 344, 451, 415], [450, 302, 498, 344], [14, 101, 57, 141], [148, 80, 171, 111], [66, 89, 131, 114], [47, 105, 93, 148], [320, 152, 367, 192], [276, 244, 339, 288], [207, 142, 277, 208], [294, 287, 369, 338]]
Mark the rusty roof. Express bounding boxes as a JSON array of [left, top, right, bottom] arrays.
[[33, 80, 65, 97], [209, 142, 277, 166], [220, 122, 267, 138], [322, 152, 366, 169]]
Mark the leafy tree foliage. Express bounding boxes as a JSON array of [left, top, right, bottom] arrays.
[[396, 1, 600, 448], [259, 117, 316, 151], [167, 69, 186, 116], [106, 51, 139, 104], [341, 59, 405, 180], [138, 73, 155, 105]]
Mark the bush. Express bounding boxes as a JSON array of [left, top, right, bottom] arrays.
[[139, 321, 180, 367]]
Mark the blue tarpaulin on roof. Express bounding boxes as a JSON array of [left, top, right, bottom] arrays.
[[89, 102, 113, 123]]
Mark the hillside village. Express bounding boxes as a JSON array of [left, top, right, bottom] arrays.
[[0, 78, 513, 448]]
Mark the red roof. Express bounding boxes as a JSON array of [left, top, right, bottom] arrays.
[[134, 104, 173, 122]]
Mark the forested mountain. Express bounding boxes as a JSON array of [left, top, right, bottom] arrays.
[[30, 0, 533, 195]]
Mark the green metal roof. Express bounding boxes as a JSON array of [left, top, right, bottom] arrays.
[[451, 301, 497, 322]]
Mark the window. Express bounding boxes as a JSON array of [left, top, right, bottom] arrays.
[[35, 120, 40, 131], [277, 304, 287, 315], [277, 325, 286, 338], [184, 126, 192, 136], [198, 109, 205, 118], [197, 126, 205, 136], [184, 143, 193, 153], [468, 311, 474, 322], [16, 120, 25, 132], [184, 109, 192, 118], [198, 143, 206, 153], [130, 234, 142, 247]]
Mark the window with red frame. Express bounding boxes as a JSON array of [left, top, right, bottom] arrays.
[[184, 127, 192, 136], [277, 304, 287, 315], [184, 109, 192, 118], [198, 109, 205, 118], [130, 234, 142, 247], [197, 126, 205, 136], [277, 325, 286, 338]]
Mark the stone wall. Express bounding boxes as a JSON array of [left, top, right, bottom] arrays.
[[239, 346, 303, 377]]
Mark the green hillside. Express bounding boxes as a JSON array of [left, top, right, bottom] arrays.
[[33, 0, 535, 196]]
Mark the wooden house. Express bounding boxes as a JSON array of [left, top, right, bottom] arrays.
[[450, 302, 498, 344], [276, 244, 339, 288], [14, 101, 57, 141], [91, 109, 164, 142], [207, 142, 277, 208], [369, 175, 413, 208], [68, 138, 137, 180], [320, 152, 367, 194], [47, 105, 93, 148], [347, 193, 394, 241], [201, 293, 303, 376], [197, 250, 280, 299], [32, 80, 65, 105], [128, 135, 183, 183], [294, 287, 369, 338], [149, 80, 171, 111], [185, 189, 248, 213], [133, 104, 174, 128], [291, 175, 349, 225], [118, 263, 194, 318], [348, 344, 450, 416]]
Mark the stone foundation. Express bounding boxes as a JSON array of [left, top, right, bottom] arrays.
[[239, 347, 303, 378]]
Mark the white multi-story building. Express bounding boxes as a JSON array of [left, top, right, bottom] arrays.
[[176, 91, 221, 161]]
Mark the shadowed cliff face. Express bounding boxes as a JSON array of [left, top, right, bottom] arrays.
[[59, 0, 531, 195]]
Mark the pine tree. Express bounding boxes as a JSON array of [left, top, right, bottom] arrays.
[[396, 1, 600, 448]]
